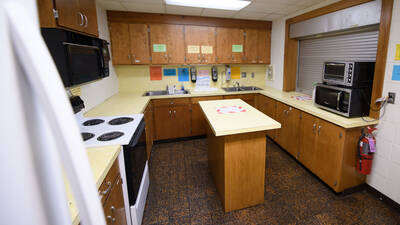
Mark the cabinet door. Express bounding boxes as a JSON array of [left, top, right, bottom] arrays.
[[244, 28, 258, 63], [172, 105, 191, 138], [129, 24, 150, 64], [153, 105, 173, 140], [216, 27, 232, 63], [258, 95, 276, 139], [313, 120, 344, 188], [167, 25, 185, 64], [191, 96, 222, 136], [144, 103, 153, 160], [230, 28, 244, 63], [274, 102, 286, 147], [257, 29, 270, 64], [54, 0, 81, 31], [150, 24, 168, 64], [103, 176, 127, 225], [298, 113, 318, 169], [79, 0, 98, 36], [185, 26, 216, 64], [285, 107, 301, 157], [109, 22, 131, 65]]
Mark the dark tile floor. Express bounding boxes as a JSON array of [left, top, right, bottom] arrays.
[[142, 138, 400, 225]]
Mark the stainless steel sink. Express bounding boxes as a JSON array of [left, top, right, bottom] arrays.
[[143, 90, 190, 96], [222, 86, 263, 92]]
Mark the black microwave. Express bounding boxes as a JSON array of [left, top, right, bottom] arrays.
[[322, 61, 375, 88], [314, 84, 371, 117], [41, 28, 110, 87]]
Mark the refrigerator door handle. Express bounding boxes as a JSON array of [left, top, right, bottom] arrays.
[[4, 2, 106, 225]]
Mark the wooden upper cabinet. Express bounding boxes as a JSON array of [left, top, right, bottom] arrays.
[[38, 0, 99, 36], [129, 24, 150, 64], [150, 24, 185, 64], [257, 29, 271, 64], [185, 26, 216, 64], [216, 27, 244, 64], [167, 25, 185, 64], [109, 22, 131, 65], [244, 28, 258, 63], [53, 0, 81, 31], [150, 24, 168, 64]]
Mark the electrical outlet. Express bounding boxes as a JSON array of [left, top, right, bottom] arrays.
[[241, 72, 247, 78], [251, 72, 255, 78], [388, 92, 396, 104]]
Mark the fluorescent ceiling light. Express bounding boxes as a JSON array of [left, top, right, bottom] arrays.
[[164, 0, 251, 11]]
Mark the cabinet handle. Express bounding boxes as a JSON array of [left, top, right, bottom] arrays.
[[107, 216, 116, 223], [169, 110, 172, 116], [312, 123, 316, 133], [128, 54, 131, 59], [173, 110, 176, 115], [77, 12, 84, 26], [170, 101, 174, 105], [110, 206, 115, 213], [164, 54, 168, 59], [83, 14, 88, 28], [318, 125, 322, 135], [101, 181, 112, 195]]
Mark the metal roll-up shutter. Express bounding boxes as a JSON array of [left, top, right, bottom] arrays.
[[296, 30, 379, 95]]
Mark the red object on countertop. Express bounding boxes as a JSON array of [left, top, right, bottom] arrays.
[[356, 126, 376, 175]]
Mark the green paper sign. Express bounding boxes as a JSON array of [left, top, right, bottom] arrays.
[[232, 44, 243, 53], [153, 44, 167, 52]]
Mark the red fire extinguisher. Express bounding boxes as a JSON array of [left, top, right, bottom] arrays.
[[356, 126, 377, 175]]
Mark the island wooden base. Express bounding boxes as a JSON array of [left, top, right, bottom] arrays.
[[207, 127, 266, 212]]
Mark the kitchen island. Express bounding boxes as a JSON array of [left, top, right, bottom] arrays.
[[199, 99, 281, 212]]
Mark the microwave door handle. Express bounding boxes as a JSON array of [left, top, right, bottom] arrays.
[[62, 42, 100, 50], [336, 92, 342, 110]]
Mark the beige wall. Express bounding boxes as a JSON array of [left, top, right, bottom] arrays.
[[116, 64, 268, 93], [78, 2, 119, 112]]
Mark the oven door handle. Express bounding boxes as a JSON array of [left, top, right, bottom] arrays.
[[336, 91, 342, 110], [127, 119, 145, 147]]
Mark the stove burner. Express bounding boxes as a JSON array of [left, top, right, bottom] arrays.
[[81, 132, 95, 141], [83, 119, 105, 126], [108, 117, 134, 125], [97, 131, 124, 141]]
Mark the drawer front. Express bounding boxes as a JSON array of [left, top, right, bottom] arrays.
[[152, 98, 190, 107], [223, 94, 254, 101], [191, 96, 222, 104], [99, 160, 120, 205]]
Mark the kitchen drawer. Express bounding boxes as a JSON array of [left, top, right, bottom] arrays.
[[99, 160, 120, 205], [152, 98, 190, 107], [191, 96, 222, 104]]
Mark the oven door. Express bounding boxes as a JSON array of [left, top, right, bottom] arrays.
[[64, 43, 103, 86], [315, 84, 350, 117], [323, 62, 347, 85], [123, 118, 147, 206]]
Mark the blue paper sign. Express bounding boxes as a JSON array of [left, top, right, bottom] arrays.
[[392, 65, 400, 81], [178, 68, 189, 82], [163, 68, 176, 76]]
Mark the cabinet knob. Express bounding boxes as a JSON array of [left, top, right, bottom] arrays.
[[173, 110, 176, 114], [107, 216, 116, 223], [312, 123, 316, 133], [318, 125, 322, 135], [169, 110, 172, 115], [101, 181, 112, 195]]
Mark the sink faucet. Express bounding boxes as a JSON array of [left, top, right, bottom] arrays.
[[235, 81, 240, 88]]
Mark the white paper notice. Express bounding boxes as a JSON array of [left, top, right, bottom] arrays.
[[194, 70, 216, 92]]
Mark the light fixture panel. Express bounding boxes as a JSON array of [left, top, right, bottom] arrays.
[[164, 0, 251, 11]]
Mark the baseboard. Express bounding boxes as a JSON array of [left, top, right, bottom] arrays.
[[366, 185, 400, 213], [153, 135, 206, 144]]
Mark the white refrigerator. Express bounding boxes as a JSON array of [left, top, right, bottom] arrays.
[[0, 0, 106, 225]]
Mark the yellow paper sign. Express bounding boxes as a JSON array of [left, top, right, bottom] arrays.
[[187, 45, 200, 54], [201, 45, 213, 54], [395, 44, 400, 60], [231, 66, 241, 79]]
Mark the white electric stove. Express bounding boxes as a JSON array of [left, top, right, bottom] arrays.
[[75, 112, 143, 148]]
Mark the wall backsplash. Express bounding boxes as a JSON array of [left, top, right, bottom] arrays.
[[116, 64, 268, 93]]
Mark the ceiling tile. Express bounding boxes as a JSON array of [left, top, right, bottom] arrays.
[[165, 5, 203, 16], [201, 9, 237, 18], [242, 2, 286, 13], [233, 11, 268, 20], [277, 5, 305, 14], [98, 1, 126, 11], [120, 2, 165, 13], [260, 13, 285, 21]]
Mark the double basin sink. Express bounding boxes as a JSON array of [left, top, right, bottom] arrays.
[[143, 86, 263, 96]]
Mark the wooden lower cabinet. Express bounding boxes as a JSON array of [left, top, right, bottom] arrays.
[[256, 94, 277, 139], [274, 101, 301, 158], [223, 94, 255, 106], [103, 176, 127, 225], [191, 96, 223, 136], [298, 112, 366, 192], [144, 102, 154, 159], [153, 98, 191, 140]]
